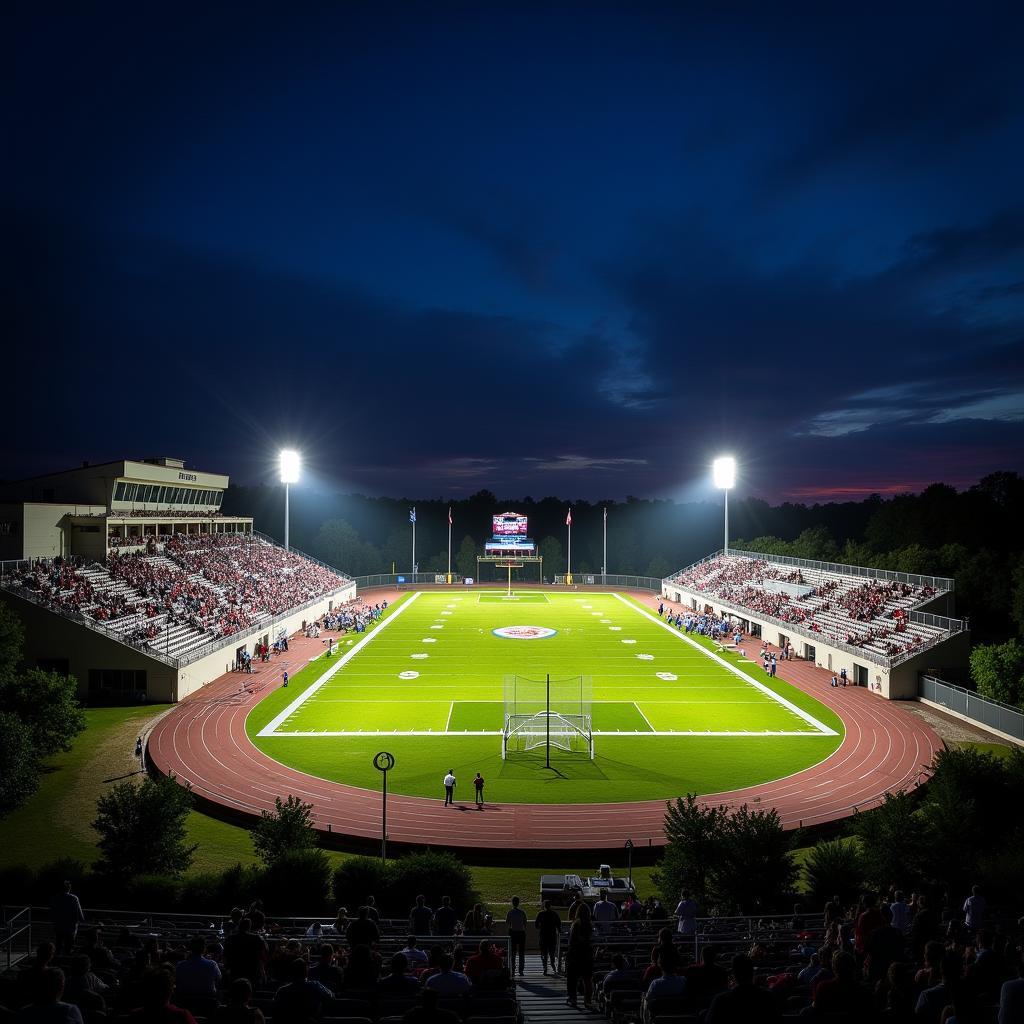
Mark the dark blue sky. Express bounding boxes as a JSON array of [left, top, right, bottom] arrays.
[[7, 1, 1024, 502]]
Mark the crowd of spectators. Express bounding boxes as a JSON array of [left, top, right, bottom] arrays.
[[669, 556, 945, 659], [1, 892, 521, 1024], [7, 536, 351, 652]]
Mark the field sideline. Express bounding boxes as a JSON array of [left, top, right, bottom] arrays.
[[247, 591, 844, 804]]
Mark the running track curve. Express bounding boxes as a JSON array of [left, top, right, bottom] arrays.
[[148, 589, 942, 852]]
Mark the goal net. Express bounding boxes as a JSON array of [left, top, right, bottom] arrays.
[[502, 674, 594, 760]]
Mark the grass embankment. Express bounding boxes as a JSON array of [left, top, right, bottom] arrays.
[[0, 702, 654, 908]]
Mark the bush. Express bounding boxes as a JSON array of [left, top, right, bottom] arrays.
[[252, 795, 317, 865], [254, 850, 332, 915], [387, 851, 478, 917], [333, 857, 390, 913], [803, 840, 864, 908], [125, 874, 184, 909], [32, 859, 89, 905]]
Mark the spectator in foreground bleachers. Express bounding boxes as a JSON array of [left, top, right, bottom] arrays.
[[343, 944, 379, 990], [915, 950, 967, 1024], [212, 979, 264, 1024], [423, 953, 470, 995], [464, 940, 506, 990], [704, 953, 780, 1023], [400, 936, 428, 967], [377, 954, 419, 996], [812, 950, 873, 1018], [534, 900, 562, 975], [130, 968, 197, 1024], [62, 956, 109, 1014], [643, 958, 688, 1022], [50, 884, 85, 958], [272, 959, 331, 1024], [999, 944, 1024, 1024], [175, 937, 221, 999], [307, 944, 344, 995], [223, 920, 267, 986], [432, 896, 458, 937], [409, 896, 433, 935], [15, 968, 83, 1024], [345, 906, 380, 947], [684, 946, 728, 1008]]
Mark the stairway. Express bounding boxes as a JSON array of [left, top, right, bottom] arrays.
[[517, 954, 598, 1024]]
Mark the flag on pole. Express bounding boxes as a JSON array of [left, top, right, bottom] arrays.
[[409, 508, 416, 524], [448, 506, 453, 526], [566, 508, 572, 526]]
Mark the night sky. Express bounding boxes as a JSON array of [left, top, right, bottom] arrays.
[[7, 2, 1024, 502]]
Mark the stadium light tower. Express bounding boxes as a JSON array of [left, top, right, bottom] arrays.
[[712, 455, 736, 556], [279, 449, 301, 552]]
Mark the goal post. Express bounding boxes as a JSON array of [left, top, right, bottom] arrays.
[[502, 674, 594, 762]]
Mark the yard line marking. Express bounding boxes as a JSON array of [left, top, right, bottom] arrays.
[[633, 701, 656, 732], [445, 701, 455, 732], [612, 593, 838, 736], [257, 592, 422, 736]]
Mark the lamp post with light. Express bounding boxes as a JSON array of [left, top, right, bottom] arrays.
[[712, 456, 736, 556], [279, 450, 301, 552]]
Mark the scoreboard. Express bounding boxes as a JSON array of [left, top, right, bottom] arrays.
[[492, 512, 528, 536]]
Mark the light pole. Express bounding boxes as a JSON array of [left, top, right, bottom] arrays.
[[712, 456, 736, 556], [279, 450, 301, 552], [373, 751, 395, 864], [624, 838, 634, 890]]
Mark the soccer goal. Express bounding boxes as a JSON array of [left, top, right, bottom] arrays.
[[502, 674, 594, 761]]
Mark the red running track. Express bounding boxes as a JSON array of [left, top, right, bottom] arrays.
[[148, 589, 942, 852]]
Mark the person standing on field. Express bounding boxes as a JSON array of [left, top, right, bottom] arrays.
[[474, 772, 485, 807], [443, 769, 456, 806]]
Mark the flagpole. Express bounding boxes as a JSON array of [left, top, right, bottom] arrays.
[[567, 509, 572, 583], [603, 506, 607, 581], [411, 507, 416, 575], [447, 508, 452, 578]]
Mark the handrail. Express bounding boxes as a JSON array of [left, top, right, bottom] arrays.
[[0, 578, 182, 668]]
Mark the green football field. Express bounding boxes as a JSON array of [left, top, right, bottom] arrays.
[[247, 591, 844, 804]]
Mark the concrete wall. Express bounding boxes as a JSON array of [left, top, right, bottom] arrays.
[[3, 590, 179, 700]]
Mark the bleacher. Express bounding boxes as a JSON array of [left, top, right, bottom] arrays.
[[668, 554, 953, 661], [6, 535, 350, 661]]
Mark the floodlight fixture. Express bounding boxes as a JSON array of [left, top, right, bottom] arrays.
[[712, 455, 736, 490], [712, 455, 737, 555], [279, 449, 301, 552], [279, 449, 301, 484]]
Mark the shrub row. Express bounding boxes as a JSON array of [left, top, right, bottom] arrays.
[[1, 849, 478, 919]]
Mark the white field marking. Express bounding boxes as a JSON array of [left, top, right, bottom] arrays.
[[257, 591, 422, 736], [269, 728, 830, 738], [633, 702, 656, 732], [445, 701, 455, 731], [612, 593, 837, 736]]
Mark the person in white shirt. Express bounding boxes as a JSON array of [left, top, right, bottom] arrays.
[[998, 945, 1024, 1024], [675, 890, 698, 936], [505, 896, 528, 977], [963, 885, 987, 933], [401, 935, 428, 966], [592, 891, 619, 934], [443, 770, 456, 806], [889, 891, 911, 933]]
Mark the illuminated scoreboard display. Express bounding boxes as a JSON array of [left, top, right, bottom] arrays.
[[492, 513, 528, 536], [486, 512, 535, 553]]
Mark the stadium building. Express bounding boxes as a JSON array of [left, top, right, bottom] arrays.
[[663, 550, 970, 699], [0, 458, 355, 702]]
